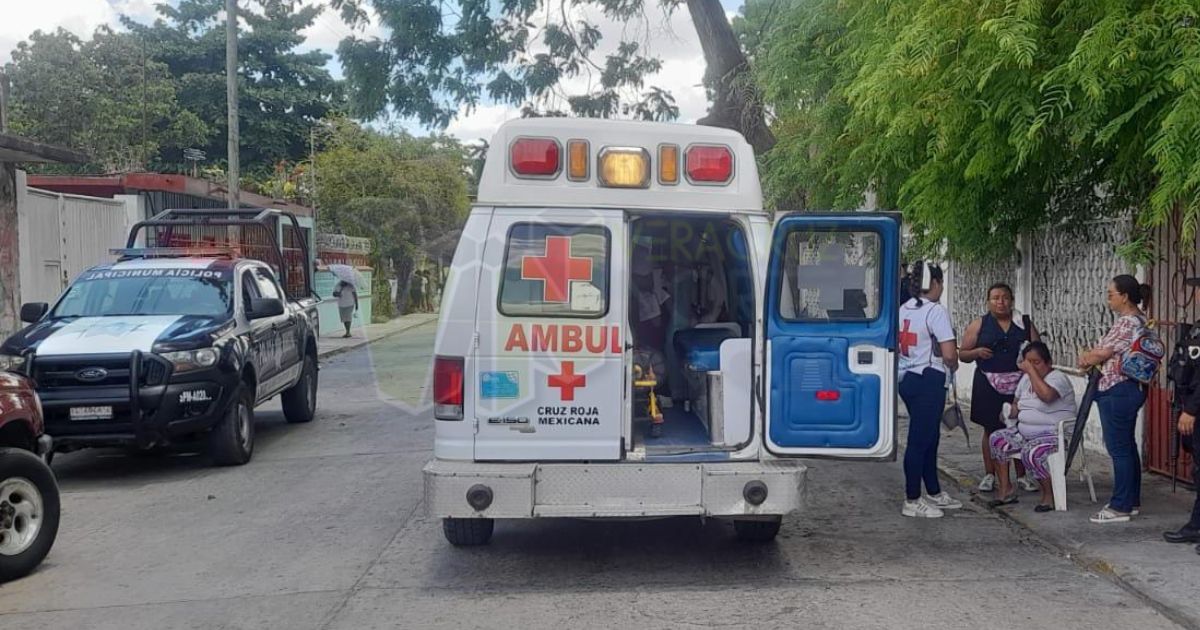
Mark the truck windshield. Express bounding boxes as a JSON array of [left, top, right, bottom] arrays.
[[52, 268, 234, 318]]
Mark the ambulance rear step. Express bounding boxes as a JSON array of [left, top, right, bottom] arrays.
[[423, 460, 807, 519]]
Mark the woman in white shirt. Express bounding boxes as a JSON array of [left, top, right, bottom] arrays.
[[898, 262, 962, 518], [988, 341, 1077, 512]]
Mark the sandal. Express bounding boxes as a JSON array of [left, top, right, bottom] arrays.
[[1089, 507, 1131, 524], [987, 494, 1019, 508], [1035, 504, 1053, 513]]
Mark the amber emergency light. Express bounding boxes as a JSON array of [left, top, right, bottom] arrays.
[[598, 147, 650, 189]]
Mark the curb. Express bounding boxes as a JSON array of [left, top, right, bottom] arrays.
[[317, 316, 438, 361], [935, 456, 1200, 629]]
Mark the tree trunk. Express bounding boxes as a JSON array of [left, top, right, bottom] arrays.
[[394, 254, 415, 315], [686, 0, 776, 155]]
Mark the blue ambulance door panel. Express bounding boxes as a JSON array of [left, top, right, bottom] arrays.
[[763, 213, 899, 459]]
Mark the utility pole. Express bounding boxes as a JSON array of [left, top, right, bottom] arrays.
[[0, 70, 9, 133], [225, 0, 240, 209]]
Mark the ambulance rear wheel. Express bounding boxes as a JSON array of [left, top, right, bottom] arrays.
[[442, 517, 494, 546], [733, 517, 781, 543]]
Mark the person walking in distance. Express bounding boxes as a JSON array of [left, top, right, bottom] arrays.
[[1078, 275, 1153, 524], [334, 279, 359, 338], [898, 261, 962, 518], [959, 283, 1041, 493], [1163, 276, 1200, 554]]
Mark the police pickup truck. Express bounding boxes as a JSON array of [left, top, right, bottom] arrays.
[[0, 209, 321, 466]]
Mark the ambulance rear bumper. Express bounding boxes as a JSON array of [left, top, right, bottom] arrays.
[[423, 459, 807, 519]]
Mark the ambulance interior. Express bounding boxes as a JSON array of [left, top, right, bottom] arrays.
[[628, 215, 755, 455]]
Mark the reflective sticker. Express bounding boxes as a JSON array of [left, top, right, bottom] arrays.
[[480, 371, 520, 399]]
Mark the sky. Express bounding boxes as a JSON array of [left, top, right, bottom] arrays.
[[0, 0, 741, 143]]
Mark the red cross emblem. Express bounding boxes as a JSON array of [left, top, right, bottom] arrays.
[[521, 235, 593, 303], [899, 318, 918, 357], [548, 361, 587, 401]]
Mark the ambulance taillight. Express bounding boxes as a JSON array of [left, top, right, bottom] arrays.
[[685, 145, 734, 184], [433, 356, 464, 420]]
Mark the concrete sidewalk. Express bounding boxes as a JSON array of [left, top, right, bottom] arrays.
[[924, 415, 1200, 628], [316, 313, 439, 359]]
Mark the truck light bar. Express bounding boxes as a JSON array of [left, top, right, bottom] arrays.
[[110, 247, 238, 259]]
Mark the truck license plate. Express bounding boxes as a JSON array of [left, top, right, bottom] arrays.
[[70, 406, 113, 421]]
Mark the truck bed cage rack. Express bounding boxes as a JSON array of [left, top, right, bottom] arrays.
[[125, 208, 314, 298]]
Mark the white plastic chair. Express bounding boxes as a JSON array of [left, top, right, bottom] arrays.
[[1000, 403, 1096, 512], [1046, 418, 1097, 511]]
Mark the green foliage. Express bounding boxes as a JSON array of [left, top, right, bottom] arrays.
[[314, 118, 471, 313], [4, 27, 207, 172], [124, 0, 343, 175], [330, 0, 681, 132], [746, 0, 1200, 261]]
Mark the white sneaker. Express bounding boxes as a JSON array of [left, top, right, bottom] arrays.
[[902, 500, 944, 518], [1090, 507, 1131, 524], [1017, 476, 1039, 492], [924, 492, 963, 510], [978, 474, 996, 492], [1106, 504, 1140, 517]]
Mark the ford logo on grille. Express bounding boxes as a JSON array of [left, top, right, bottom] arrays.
[[75, 367, 108, 382]]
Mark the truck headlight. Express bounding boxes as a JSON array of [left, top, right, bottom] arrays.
[[161, 348, 219, 373], [0, 354, 26, 372]]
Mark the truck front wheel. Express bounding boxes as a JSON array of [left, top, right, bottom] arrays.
[[442, 518, 494, 546], [733, 517, 782, 543]]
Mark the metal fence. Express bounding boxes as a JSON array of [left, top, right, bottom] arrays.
[[17, 181, 138, 305]]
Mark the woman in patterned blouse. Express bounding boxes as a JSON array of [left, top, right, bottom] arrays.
[[1077, 275, 1153, 524]]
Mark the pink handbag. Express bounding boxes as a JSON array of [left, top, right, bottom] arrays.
[[985, 371, 1022, 396]]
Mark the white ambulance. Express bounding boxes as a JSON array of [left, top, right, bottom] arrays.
[[425, 118, 900, 545]]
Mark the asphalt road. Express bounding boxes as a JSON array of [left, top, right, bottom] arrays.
[[0, 322, 1184, 629]]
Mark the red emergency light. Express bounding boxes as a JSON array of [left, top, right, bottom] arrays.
[[433, 355, 465, 420], [510, 137, 561, 178], [685, 145, 733, 184]]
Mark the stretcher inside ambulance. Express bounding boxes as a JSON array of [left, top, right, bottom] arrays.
[[425, 118, 899, 545]]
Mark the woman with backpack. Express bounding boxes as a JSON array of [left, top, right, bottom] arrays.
[[1078, 275, 1154, 524], [959, 283, 1041, 494], [898, 261, 962, 518]]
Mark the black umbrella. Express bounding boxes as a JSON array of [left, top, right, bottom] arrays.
[[941, 372, 970, 444], [1065, 368, 1101, 471]]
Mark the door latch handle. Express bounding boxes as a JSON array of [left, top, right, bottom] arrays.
[[857, 351, 873, 365]]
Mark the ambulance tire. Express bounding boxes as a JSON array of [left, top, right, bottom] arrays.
[[733, 517, 781, 543], [208, 386, 255, 466], [281, 353, 318, 424], [442, 517, 494, 546], [0, 448, 61, 583]]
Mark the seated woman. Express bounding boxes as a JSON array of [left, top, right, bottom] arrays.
[[987, 342, 1078, 512]]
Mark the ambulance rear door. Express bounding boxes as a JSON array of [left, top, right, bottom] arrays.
[[473, 208, 626, 461], [762, 213, 900, 459]]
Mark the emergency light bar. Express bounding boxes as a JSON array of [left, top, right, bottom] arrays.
[[508, 136, 734, 188], [110, 247, 238, 260]]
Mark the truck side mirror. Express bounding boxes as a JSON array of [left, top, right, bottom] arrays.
[[247, 298, 285, 320], [20, 303, 48, 324]]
